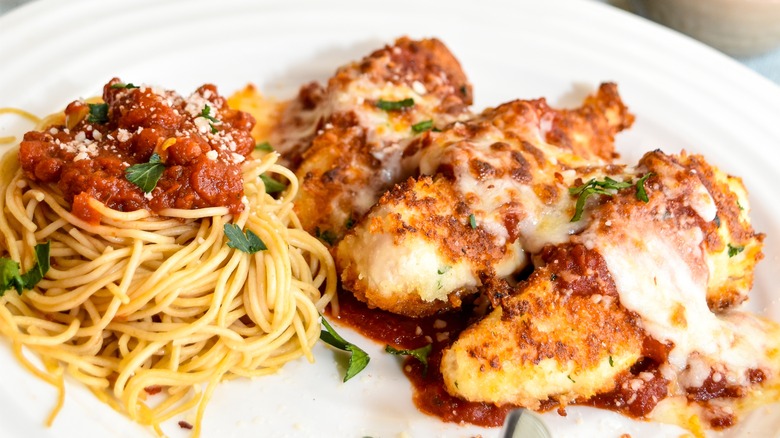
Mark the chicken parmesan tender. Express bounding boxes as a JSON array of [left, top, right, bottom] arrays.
[[258, 37, 777, 434], [272, 37, 473, 241], [441, 253, 645, 409], [441, 150, 774, 429], [337, 84, 634, 316]]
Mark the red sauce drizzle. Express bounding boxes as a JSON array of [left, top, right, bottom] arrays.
[[333, 288, 757, 430], [332, 289, 683, 428], [332, 290, 516, 427]]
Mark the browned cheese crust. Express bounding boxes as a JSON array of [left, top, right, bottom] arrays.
[[672, 153, 765, 310], [339, 175, 505, 317], [582, 151, 763, 311], [544, 82, 634, 162], [441, 243, 646, 409], [271, 37, 473, 243], [336, 83, 635, 318], [441, 149, 767, 422]]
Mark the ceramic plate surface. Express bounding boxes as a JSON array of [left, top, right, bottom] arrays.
[[1, 0, 779, 436]]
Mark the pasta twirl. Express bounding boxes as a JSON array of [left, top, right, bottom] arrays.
[[0, 106, 337, 436]]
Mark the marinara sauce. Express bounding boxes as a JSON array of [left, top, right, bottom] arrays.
[[334, 288, 758, 430], [19, 78, 256, 222], [333, 290, 665, 427], [332, 289, 516, 427]]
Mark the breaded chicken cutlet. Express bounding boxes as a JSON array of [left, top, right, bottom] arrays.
[[270, 37, 473, 242], [441, 150, 772, 428], [336, 83, 634, 316], [265, 37, 777, 434]]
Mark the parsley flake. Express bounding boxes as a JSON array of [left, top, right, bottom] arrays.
[[376, 98, 414, 111], [320, 316, 370, 382], [385, 344, 433, 375], [255, 142, 274, 152], [468, 213, 477, 229], [224, 224, 267, 254], [260, 174, 287, 194], [125, 153, 165, 193], [200, 105, 220, 133], [635, 172, 654, 203], [727, 243, 745, 258], [1, 241, 50, 297], [411, 120, 434, 133], [110, 83, 139, 89], [608, 355, 614, 367], [87, 103, 109, 124], [315, 228, 338, 246], [0, 259, 22, 295], [569, 177, 633, 222]]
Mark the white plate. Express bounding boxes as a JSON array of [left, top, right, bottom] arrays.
[[1, 0, 780, 437]]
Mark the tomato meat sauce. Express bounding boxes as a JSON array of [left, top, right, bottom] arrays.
[[18, 78, 256, 222]]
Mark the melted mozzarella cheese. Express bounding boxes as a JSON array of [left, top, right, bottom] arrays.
[[414, 123, 596, 254], [591, 174, 767, 387]]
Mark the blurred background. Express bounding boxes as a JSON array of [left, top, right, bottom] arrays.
[[1, 0, 779, 84], [601, 0, 780, 84]]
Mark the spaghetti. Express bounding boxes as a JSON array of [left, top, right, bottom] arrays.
[[0, 83, 337, 436]]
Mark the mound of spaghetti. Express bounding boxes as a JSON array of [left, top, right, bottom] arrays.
[[0, 79, 336, 436]]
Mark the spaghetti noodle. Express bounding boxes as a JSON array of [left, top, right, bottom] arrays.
[[0, 83, 337, 436]]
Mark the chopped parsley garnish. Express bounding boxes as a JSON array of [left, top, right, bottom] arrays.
[[567, 375, 576, 383], [255, 142, 274, 152], [727, 243, 745, 258], [260, 174, 287, 194], [320, 316, 370, 382], [315, 228, 338, 246], [569, 174, 653, 222], [437, 266, 451, 275], [1, 241, 50, 296], [223, 224, 267, 254], [385, 344, 433, 375], [376, 98, 414, 111], [125, 153, 165, 193], [110, 83, 139, 89], [635, 172, 654, 203], [468, 213, 477, 229], [608, 355, 614, 367], [199, 105, 220, 133], [411, 120, 434, 133], [87, 103, 109, 124]]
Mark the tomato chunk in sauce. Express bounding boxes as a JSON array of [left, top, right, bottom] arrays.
[[19, 78, 256, 222]]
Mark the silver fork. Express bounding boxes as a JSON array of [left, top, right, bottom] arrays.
[[500, 409, 552, 438]]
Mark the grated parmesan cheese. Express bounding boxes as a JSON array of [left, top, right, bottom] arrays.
[[412, 80, 427, 95], [194, 117, 211, 134], [231, 153, 245, 164], [116, 129, 131, 142]]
